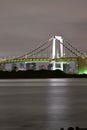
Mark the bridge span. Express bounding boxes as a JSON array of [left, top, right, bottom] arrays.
[[0, 36, 87, 74]]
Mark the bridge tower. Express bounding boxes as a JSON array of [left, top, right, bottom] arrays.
[[51, 35, 64, 70]]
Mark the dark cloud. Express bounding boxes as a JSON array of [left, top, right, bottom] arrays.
[[0, 0, 87, 56]]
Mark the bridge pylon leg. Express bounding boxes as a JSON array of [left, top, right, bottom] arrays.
[[52, 61, 56, 70], [60, 62, 63, 71]]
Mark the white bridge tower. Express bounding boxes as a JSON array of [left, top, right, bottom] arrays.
[[50, 35, 64, 70]]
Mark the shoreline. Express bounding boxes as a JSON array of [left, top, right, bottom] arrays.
[[0, 70, 87, 79]]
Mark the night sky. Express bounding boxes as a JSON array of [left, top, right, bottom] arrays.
[[0, 0, 87, 57]]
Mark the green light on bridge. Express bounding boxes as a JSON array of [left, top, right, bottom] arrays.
[[78, 69, 87, 74]]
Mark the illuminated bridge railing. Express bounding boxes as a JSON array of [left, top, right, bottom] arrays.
[[0, 57, 78, 64]]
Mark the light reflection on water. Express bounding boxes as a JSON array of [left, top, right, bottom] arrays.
[[0, 78, 87, 130], [0, 78, 86, 86]]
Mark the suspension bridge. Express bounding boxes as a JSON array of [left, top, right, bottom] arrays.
[[0, 35, 87, 74]]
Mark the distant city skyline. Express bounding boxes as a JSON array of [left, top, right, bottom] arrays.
[[0, 0, 87, 57]]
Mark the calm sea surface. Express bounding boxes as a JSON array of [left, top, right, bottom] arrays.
[[0, 78, 87, 130]]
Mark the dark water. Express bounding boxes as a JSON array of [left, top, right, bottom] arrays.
[[0, 79, 87, 130]]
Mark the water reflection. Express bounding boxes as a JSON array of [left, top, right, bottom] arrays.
[[0, 79, 87, 130]]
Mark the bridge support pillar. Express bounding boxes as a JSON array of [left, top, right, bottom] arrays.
[[51, 61, 64, 71], [60, 62, 63, 71], [52, 61, 56, 70]]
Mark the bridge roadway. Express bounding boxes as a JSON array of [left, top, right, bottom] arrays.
[[0, 57, 78, 64]]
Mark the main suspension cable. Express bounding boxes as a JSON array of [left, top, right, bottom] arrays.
[[56, 41, 78, 57], [13, 39, 50, 59], [28, 43, 52, 58], [64, 39, 84, 56]]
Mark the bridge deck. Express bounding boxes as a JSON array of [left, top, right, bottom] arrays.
[[0, 57, 78, 64]]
